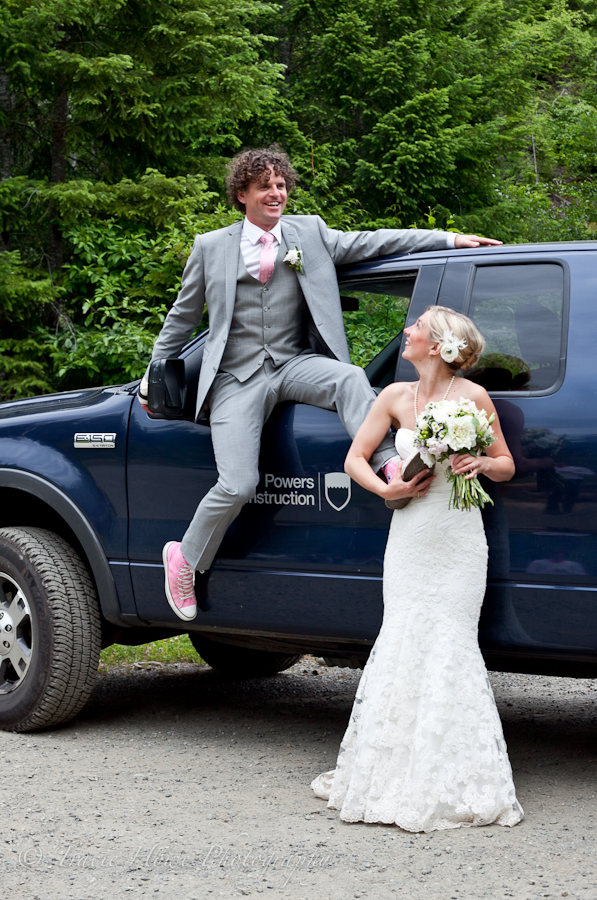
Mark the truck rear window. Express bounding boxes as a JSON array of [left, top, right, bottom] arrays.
[[464, 263, 565, 393]]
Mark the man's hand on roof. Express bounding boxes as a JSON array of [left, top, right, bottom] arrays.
[[454, 234, 503, 249]]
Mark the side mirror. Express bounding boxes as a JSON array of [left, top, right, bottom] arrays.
[[147, 358, 187, 418], [340, 295, 359, 312]]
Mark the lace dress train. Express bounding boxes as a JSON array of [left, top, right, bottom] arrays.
[[311, 428, 523, 832]]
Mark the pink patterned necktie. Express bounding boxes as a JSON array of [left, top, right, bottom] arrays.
[[258, 232, 276, 284]]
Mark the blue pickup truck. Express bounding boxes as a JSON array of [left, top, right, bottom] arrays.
[[0, 241, 595, 732]]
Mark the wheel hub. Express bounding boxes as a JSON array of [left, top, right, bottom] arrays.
[[0, 609, 16, 656], [0, 573, 33, 694]]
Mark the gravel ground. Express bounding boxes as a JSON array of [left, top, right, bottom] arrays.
[[1, 658, 597, 900]]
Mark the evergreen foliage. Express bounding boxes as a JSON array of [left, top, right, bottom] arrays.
[[0, 0, 596, 397]]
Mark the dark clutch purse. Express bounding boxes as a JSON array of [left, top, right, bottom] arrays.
[[385, 451, 435, 510]]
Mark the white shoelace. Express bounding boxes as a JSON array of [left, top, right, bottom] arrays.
[[176, 563, 196, 602]]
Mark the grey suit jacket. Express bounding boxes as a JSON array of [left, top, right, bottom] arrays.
[[148, 215, 452, 419]]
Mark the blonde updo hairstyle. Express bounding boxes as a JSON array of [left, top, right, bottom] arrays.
[[425, 305, 485, 371]]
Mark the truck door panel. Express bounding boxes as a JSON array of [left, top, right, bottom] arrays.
[[125, 265, 443, 635], [435, 253, 597, 656]]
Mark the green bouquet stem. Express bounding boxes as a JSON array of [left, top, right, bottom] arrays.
[[446, 469, 494, 511]]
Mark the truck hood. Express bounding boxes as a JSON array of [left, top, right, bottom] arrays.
[[0, 386, 118, 420]]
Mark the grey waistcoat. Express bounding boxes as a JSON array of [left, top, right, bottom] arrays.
[[219, 237, 308, 382]]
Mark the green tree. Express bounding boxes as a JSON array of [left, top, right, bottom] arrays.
[[3, 0, 597, 400], [0, 0, 282, 396], [250, 0, 596, 228]]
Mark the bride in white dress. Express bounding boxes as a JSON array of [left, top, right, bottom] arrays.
[[312, 305, 524, 832]]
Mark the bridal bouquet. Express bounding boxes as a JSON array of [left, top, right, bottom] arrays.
[[413, 398, 496, 510]]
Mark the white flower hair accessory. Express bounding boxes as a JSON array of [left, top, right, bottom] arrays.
[[283, 246, 304, 274], [439, 329, 467, 364]]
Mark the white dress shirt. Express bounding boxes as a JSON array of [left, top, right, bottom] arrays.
[[240, 218, 282, 280]]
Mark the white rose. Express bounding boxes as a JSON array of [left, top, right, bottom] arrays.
[[432, 399, 457, 424], [440, 343, 459, 363], [284, 249, 300, 265], [446, 416, 477, 451], [440, 330, 467, 363]]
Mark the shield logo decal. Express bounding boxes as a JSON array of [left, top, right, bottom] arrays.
[[324, 472, 351, 512]]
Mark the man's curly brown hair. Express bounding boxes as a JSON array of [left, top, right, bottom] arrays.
[[227, 146, 298, 212]]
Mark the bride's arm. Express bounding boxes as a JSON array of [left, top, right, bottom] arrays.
[[345, 388, 434, 500], [451, 386, 515, 483]]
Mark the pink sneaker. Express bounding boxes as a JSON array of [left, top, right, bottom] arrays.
[[381, 456, 401, 483], [163, 541, 197, 621]]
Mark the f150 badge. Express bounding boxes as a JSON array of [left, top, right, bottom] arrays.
[[74, 433, 116, 449]]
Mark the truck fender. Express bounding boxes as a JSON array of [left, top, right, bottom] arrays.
[[0, 468, 124, 626]]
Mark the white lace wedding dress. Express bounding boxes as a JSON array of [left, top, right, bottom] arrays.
[[311, 428, 524, 832]]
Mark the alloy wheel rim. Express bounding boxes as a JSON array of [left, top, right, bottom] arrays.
[[0, 572, 33, 694]]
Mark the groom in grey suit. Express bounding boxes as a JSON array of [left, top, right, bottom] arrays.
[[139, 147, 501, 620]]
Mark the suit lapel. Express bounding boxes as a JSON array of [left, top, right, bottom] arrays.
[[225, 222, 243, 326], [281, 221, 313, 312]]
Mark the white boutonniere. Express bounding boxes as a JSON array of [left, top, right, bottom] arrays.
[[283, 246, 304, 274], [439, 329, 467, 364]]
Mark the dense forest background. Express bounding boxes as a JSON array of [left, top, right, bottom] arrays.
[[1, 0, 596, 398]]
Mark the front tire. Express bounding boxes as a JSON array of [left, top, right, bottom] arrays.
[[0, 527, 101, 732], [188, 633, 300, 677]]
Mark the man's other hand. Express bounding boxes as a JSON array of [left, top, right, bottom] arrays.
[[138, 376, 149, 411], [454, 234, 503, 249]]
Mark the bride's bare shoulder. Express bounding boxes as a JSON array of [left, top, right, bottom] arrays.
[[378, 381, 415, 402], [453, 377, 493, 410], [376, 381, 414, 423], [377, 381, 416, 406]]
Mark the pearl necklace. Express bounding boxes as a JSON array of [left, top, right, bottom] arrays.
[[414, 374, 455, 420]]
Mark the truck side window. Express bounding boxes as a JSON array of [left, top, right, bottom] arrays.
[[464, 263, 565, 393], [339, 275, 417, 369]]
